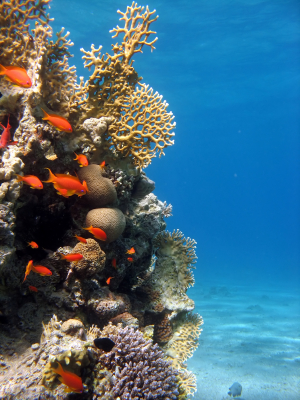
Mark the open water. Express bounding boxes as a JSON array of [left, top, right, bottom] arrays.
[[50, 1, 300, 399]]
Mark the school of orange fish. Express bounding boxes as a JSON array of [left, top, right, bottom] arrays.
[[0, 63, 137, 393]]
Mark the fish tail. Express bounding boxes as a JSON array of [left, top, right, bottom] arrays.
[[0, 64, 6, 75], [74, 152, 78, 160], [59, 253, 66, 260], [15, 174, 23, 182], [41, 108, 49, 120], [52, 361, 63, 376], [82, 226, 91, 231], [43, 168, 56, 183]]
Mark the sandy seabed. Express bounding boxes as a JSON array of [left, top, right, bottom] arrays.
[[187, 282, 300, 400]]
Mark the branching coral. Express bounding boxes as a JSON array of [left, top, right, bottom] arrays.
[[70, 2, 175, 168], [164, 313, 203, 370], [143, 230, 197, 314], [98, 324, 180, 399], [0, 0, 52, 67]]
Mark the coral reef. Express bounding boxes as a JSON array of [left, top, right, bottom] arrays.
[[0, 2, 202, 399]]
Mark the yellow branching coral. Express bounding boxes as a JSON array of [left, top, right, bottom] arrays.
[[70, 2, 175, 168], [163, 313, 203, 398], [0, 0, 52, 67], [165, 313, 203, 370], [110, 84, 175, 167]]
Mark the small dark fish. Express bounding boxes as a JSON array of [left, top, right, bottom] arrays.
[[94, 337, 115, 352]]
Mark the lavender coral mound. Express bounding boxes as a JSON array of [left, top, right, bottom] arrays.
[[100, 326, 179, 399]]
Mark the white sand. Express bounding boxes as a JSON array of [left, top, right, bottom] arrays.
[[187, 283, 300, 400]]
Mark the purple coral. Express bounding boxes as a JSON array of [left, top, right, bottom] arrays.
[[99, 326, 179, 399]]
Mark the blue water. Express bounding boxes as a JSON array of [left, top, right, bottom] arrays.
[[50, 0, 300, 290]]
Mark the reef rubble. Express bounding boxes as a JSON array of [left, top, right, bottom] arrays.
[[0, 1, 202, 399]]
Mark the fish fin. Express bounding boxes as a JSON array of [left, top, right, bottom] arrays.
[[82, 180, 89, 193], [43, 168, 56, 183], [0, 122, 5, 129], [8, 141, 18, 146]]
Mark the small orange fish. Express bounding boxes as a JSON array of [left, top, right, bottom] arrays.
[[43, 168, 89, 197], [0, 64, 32, 88], [74, 153, 88, 167], [106, 276, 114, 285], [31, 265, 52, 276], [83, 226, 107, 241], [112, 258, 117, 269], [52, 361, 83, 393], [0, 116, 18, 148], [60, 253, 83, 262], [127, 257, 134, 262], [28, 285, 38, 292], [126, 247, 135, 255], [23, 260, 34, 282], [41, 108, 72, 132], [16, 174, 43, 189], [74, 235, 87, 244], [27, 241, 39, 249], [100, 161, 106, 169]]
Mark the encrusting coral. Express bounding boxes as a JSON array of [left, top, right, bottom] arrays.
[[0, 1, 202, 399]]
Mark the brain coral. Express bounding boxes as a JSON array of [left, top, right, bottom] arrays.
[[85, 207, 126, 243], [71, 238, 106, 277], [77, 164, 117, 208]]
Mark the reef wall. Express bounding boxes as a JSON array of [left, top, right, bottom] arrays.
[[0, 1, 203, 398]]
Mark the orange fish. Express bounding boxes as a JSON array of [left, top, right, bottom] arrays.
[[41, 108, 72, 132], [83, 226, 107, 241], [16, 174, 43, 189], [0, 116, 18, 149], [27, 241, 39, 249], [127, 257, 134, 262], [28, 285, 38, 292], [74, 153, 88, 167], [43, 168, 89, 197], [23, 260, 34, 282], [112, 258, 117, 269], [60, 253, 83, 262], [74, 235, 87, 244], [106, 276, 114, 285], [31, 265, 52, 276], [52, 361, 83, 393], [0, 64, 32, 88], [126, 247, 135, 255], [100, 161, 106, 169]]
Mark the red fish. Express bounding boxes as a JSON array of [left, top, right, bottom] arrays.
[[27, 241, 39, 249], [16, 174, 43, 189], [31, 265, 52, 276], [28, 285, 38, 292], [74, 153, 88, 167], [0, 117, 17, 149], [41, 108, 72, 132], [52, 361, 83, 393], [127, 257, 134, 262], [74, 235, 87, 244], [83, 226, 107, 241], [43, 168, 89, 197], [60, 253, 83, 262], [100, 161, 106, 169], [106, 276, 114, 285], [0, 64, 32, 88], [23, 260, 34, 282], [126, 247, 135, 255], [112, 258, 117, 269]]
